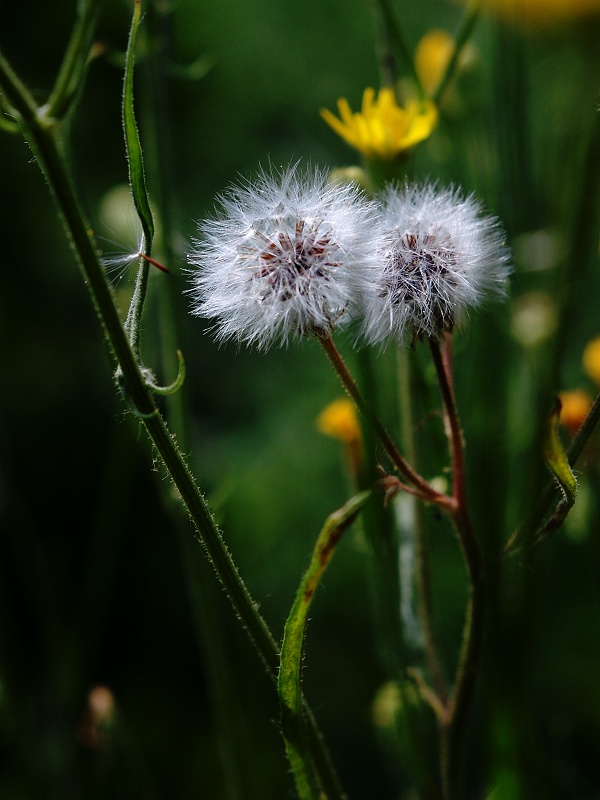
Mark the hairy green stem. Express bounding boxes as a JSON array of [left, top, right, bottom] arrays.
[[46, 0, 105, 119], [138, 1, 189, 441], [0, 45, 344, 800]]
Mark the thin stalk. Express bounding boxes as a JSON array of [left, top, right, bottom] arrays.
[[374, 0, 425, 97], [45, 0, 105, 120], [124, 253, 150, 360], [320, 334, 453, 510], [429, 334, 486, 800], [0, 52, 152, 415], [138, 2, 188, 442], [397, 348, 448, 705], [429, 336, 466, 507], [433, 0, 482, 105], [0, 48, 344, 800]]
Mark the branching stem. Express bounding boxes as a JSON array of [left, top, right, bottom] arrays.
[[0, 43, 344, 800], [320, 334, 454, 511]]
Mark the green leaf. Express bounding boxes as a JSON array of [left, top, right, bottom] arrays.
[[543, 396, 577, 506], [122, 0, 154, 245], [278, 490, 371, 799]]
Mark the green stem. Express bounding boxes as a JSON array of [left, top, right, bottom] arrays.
[[121, 0, 156, 363], [138, 1, 189, 441], [124, 253, 151, 360], [279, 492, 371, 799], [46, 0, 104, 120], [0, 51, 152, 414], [374, 0, 425, 97], [433, 0, 482, 105], [397, 348, 447, 704], [429, 335, 486, 800], [0, 46, 344, 800]]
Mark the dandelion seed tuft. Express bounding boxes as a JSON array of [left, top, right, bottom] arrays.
[[361, 182, 511, 344], [188, 164, 381, 350]]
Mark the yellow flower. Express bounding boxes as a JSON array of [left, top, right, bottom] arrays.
[[415, 29, 456, 96], [456, 0, 600, 25], [558, 390, 592, 434], [583, 336, 600, 385], [317, 398, 361, 444], [320, 87, 438, 161]]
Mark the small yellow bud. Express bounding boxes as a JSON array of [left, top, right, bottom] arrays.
[[317, 398, 361, 444], [415, 30, 456, 96], [558, 390, 592, 434], [583, 336, 600, 386]]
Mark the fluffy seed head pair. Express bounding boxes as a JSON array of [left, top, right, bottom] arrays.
[[188, 165, 510, 349]]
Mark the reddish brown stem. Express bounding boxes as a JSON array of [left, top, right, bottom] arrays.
[[320, 334, 454, 511], [429, 333, 486, 800], [140, 252, 170, 273]]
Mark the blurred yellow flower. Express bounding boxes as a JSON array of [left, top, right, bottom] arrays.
[[317, 398, 361, 444], [372, 681, 401, 728], [415, 29, 455, 96], [583, 336, 600, 385], [456, 0, 600, 25], [558, 390, 592, 434], [320, 88, 437, 161]]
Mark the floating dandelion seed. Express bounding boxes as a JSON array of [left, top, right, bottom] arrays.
[[361, 183, 511, 343], [98, 187, 169, 281], [100, 232, 169, 279], [188, 164, 381, 350]]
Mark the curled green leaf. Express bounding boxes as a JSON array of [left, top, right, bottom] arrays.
[[147, 349, 186, 396], [123, 0, 154, 245], [278, 490, 371, 799], [543, 396, 577, 506]]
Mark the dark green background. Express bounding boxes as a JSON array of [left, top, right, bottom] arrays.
[[1, 0, 600, 797]]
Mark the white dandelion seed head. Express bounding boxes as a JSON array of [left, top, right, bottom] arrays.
[[188, 164, 381, 350], [361, 182, 511, 344]]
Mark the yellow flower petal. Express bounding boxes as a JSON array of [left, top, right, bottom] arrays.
[[362, 86, 376, 116], [337, 96, 355, 126], [321, 87, 438, 161]]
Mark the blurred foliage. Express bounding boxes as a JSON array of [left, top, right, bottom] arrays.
[[1, 0, 600, 798]]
